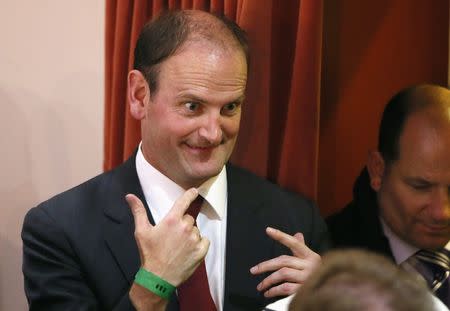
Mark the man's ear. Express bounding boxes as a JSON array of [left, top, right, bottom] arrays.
[[367, 150, 385, 192], [128, 70, 149, 120]]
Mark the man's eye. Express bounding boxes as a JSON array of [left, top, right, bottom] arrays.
[[222, 103, 239, 113], [225, 103, 236, 111], [411, 183, 431, 191], [185, 102, 199, 111]]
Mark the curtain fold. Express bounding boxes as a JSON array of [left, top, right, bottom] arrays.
[[104, 0, 323, 200], [278, 0, 323, 199]]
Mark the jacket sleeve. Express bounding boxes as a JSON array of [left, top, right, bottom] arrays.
[[308, 201, 331, 254], [22, 206, 135, 311]]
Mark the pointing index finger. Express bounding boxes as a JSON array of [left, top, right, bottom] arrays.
[[266, 227, 309, 257], [169, 188, 199, 218]]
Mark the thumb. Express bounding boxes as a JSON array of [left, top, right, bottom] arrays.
[[125, 194, 153, 230]]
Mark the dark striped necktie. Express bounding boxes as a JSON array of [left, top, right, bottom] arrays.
[[401, 248, 450, 307], [177, 196, 217, 311]]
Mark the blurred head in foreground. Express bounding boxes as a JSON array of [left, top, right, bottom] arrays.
[[289, 249, 434, 311]]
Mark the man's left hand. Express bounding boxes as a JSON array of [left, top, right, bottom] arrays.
[[249, 227, 321, 298]]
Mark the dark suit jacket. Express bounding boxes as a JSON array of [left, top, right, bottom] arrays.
[[326, 167, 394, 259], [22, 155, 329, 311]]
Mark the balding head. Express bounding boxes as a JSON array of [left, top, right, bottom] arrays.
[[378, 84, 450, 165], [133, 10, 248, 96], [181, 10, 247, 53], [368, 84, 450, 250]]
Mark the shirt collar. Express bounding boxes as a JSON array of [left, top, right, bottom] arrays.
[[380, 217, 450, 264], [135, 143, 226, 220], [380, 217, 418, 264]]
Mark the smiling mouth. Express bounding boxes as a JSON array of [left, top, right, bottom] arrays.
[[185, 141, 222, 148], [184, 143, 219, 152], [191, 145, 214, 149], [422, 223, 450, 233]]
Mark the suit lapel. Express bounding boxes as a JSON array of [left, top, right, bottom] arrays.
[[102, 155, 180, 310], [102, 155, 155, 284], [223, 166, 276, 310]]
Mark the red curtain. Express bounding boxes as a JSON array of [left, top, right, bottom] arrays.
[[104, 0, 324, 200], [318, 0, 449, 216]]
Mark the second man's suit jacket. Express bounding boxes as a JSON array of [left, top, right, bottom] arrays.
[[326, 168, 394, 259], [22, 154, 329, 311]]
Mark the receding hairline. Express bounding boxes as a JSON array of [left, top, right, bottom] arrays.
[[377, 84, 450, 165], [398, 85, 450, 147], [401, 84, 450, 116], [177, 10, 247, 57]]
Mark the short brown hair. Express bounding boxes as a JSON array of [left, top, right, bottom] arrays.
[[289, 249, 433, 311], [133, 10, 249, 96]]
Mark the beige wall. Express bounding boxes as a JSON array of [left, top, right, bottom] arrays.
[[0, 1, 104, 309]]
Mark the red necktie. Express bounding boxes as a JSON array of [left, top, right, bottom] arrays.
[[177, 196, 217, 311]]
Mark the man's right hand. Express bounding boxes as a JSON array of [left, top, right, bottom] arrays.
[[126, 188, 210, 310]]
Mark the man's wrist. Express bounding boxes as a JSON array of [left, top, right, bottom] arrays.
[[129, 282, 168, 311], [134, 267, 176, 300]]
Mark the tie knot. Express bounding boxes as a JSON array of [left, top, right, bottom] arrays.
[[187, 195, 204, 219]]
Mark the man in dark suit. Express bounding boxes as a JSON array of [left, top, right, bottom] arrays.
[[22, 10, 329, 311], [327, 84, 450, 307]]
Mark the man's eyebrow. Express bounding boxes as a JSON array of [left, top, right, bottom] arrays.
[[175, 94, 246, 103], [175, 94, 205, 103], [233, 95, 246, 103]]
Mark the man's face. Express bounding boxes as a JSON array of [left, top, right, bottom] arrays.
[[376, 112, 450, 250], [140, 41, 247, 188]]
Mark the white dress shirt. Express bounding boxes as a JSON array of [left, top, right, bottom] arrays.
[[135, 144, 228, 310], [380, 217, 418, 265]]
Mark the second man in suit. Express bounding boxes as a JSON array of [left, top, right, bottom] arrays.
[[327, 84, 450, 307]]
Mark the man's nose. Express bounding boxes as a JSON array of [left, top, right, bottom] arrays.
[[429, 187, 450, 223], [198, 114, 222, 144]]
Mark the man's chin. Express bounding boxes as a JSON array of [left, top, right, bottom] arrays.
[[189, 165, 224, 181], [413, 236, 450, 250]]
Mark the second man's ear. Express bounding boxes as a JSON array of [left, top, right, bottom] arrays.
[[128, 70, 149, 120], [367, 150, 385, 192]]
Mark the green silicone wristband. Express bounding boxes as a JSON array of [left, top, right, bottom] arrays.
[[134, 268, 175, 300]]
